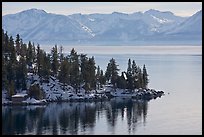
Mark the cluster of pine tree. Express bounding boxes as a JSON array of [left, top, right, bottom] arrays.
[[2, 30, 28, 99], [2, 29, 105, 99], [2, 29, 149, 100], [105, 58, 149, 91]]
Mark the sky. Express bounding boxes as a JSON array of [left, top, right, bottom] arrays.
[[2, 2, 202, 17]]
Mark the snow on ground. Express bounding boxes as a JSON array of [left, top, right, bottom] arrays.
[[27, 74, 108, 102], [2, 73, 164, 105], [22, 97, 47, 104]]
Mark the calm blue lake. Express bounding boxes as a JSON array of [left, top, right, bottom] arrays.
[[2, 49, 202, 135]]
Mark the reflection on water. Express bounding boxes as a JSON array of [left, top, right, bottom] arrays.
[[2, 54, 201, 135], [2, 98, 148, 135]]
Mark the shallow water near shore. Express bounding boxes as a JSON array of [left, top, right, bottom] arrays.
[[2, 46, 202, 135]]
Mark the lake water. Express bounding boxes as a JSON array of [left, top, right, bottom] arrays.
[[2, 46, 202, 135]]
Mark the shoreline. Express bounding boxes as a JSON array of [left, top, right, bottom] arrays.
[[2, 88, 164, 106]]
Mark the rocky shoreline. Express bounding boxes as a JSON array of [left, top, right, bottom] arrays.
[[2, 88, 164, 106]]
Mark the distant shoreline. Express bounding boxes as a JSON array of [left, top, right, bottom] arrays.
[[40, 45, 202, 55]]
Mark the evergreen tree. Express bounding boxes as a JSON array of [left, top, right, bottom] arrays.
[[138, 67, 143, 88], [96, 66, 101, 89], [99, 70, 106, 87], [9, 36, 16, 64], [2, 56, 8, 91], [36, 44, 45, 80], [15, 34, 21, 56], [127, 59, 132, 76], [26, 41, 33, 65], [16, 56, 27, 90], [105, 62, 111, 83], [28, 84, 43, 100], [36, 44, 41, 74], [116, 72, 127, 89], [4, 31, 9, 57], [41, 52, 51, 82], [59, 45, 64, 63], [132, 60, 139, 89], [88, 56, 96, 90], [79, 54, 96, 91], [7, 36, 16, 89], [2, 29, 8, 90], [126, 59, 134, 90], [80, 54, 89, 90], [58, 57, 71, 90], [142, 64, 149, 88], [105, 58, 119, 89], [2, 29, 5, 53], [69, 48, 80, 93], [20, 39, 27, 58], [32, 42, 36, 63], [51, 45, 59, 76]]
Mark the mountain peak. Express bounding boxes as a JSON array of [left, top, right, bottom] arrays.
[[20, 8, 47, 14], [195, 10, 202, 15], [145, 9, 160, 14], [145, 9, 174, 16], [112, 11, 128, 15]]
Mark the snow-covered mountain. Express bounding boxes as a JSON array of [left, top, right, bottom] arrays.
[[165, 10, 202, 36], [2, 9, 93, 44], [2, 8, 202, 45]]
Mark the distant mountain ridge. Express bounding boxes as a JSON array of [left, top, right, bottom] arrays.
[[2, 8, 202, 45]]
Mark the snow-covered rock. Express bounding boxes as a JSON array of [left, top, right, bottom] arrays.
[[2, 73, 164, 105], [22, 97, 47, 104]]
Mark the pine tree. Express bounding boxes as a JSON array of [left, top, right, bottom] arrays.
[[9, 36, 16, 64], [127, 59, 132, 76], [41, 52, 51, 82], [2, 56, 8, 91], [80, 54, 89, 90], [105, 62, 111, 83], [15, 34, 21, 56], [127, 58, 133, 90], [88, 56, 96, 90], [79, 54, 96, 91], [4, 31, 9, 57], [16, 56, 27, 90], [28, 84, 43, 100], [58, 57, 71, 90], [96, 66, 101, 89], [7, 36, 16, 88], [51, 45, 59, 76], [69, 48, 80, 93], [20, 39, 27, 58], [116, 72, 127, 89], [142, 64, 149, 88], [2, 29, 5, 53], [105, 58, 119, 89], [138, 67, 143, 88], [59, 45, 64, 63], [2, 29, 8, 90], [99, 70, 106, 87], [132, 60, 139, 89], [32, 42, 36, 63], [26, 41, 33, 65]]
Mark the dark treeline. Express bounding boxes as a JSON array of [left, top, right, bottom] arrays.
[[2, 29, 148, 100]]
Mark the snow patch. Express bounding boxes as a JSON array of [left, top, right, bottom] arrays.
[[78, 22, 95, 37], [88, 18, 95, 22], [151, 15, 173, 24]]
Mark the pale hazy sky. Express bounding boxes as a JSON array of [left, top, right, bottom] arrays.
[[2, 2, 202, 17]]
